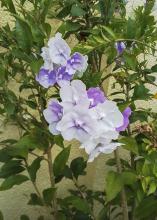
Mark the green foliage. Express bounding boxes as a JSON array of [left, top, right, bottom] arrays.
[[0, 175, 29, 191], [0, 0, 157, 219], [53, 146, 71, 176]]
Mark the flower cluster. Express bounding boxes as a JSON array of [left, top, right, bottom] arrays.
[[36, 33, 131, 162], [36, 33, 88, 88]]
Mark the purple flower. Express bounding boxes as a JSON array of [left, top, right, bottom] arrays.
[[66, 52, 88, 76], [115, 42, 126, 54], [116, 107, 132, 132], [87, 87, 106, 108], [35, 68, 57, 88], [43, 99, 63, 135], [56, 66, 73, 86]]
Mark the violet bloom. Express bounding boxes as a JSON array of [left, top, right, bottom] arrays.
[[66, 52, 88, 76], [115, 42, 126, 54], [116, 107, 132, 132], [56, 107, 97, 143], [87, 87, 106, 108], [56, 66, 73, 86], [43, 99, 63, 135], [36, 68, 57, 88]]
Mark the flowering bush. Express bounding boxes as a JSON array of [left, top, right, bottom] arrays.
[[0, 0, 157, 219]]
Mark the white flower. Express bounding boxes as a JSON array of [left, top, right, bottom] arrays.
[[90, 101, 124, 135], [88, 141, 122, 162], [48, 33, 71, 65], [41, 47, 54, 70], [56, 106, 98, 143], [60, 80, 90, 112]]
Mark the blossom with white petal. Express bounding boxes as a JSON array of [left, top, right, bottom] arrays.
[[88, 140, 122, 162], [90, 101, 124, 134], [41, 47, 54, 70], [48, 33, 71, 66], [60, 80, 90, 112], [56, 107, 98, 143]]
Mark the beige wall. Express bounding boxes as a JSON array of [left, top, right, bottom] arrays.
[[0, 1, 157, 219]]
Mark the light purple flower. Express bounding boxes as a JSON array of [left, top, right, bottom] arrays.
[[60, 80, 90, 112], [48, 33, 71, 65], [35, 68, 56, 88], [87, 87, 106, 108], [66, 52, 88, 76], [43, 99, 63, 135], [116, 107, 132, 132], [56, 107, 97, 142], [115, 42, 126, 54]]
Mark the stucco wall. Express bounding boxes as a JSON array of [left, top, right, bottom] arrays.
[[0, 0, 157, 219]]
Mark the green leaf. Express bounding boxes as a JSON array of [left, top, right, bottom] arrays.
[[0, 175, 29, 191], [20, 215, 30, 220], [106, 171, 123, 202], [28, 193, 43, 206], [57, 21, 81, 37], [64, 196, 90, 214], [151, 64, 157, 72], [28, 157, 43, 182], [3, 0, 16, 13], [121, 171, 137, 185], [0, 160, 25, 178], [42, 187, 56, 205], [15, 18, 33, 53], [8, 135, 38, 159], [0, 148, 12, 162], [120, 137, 139, 155], [135, 196, 157, 219], [102, 26, 116, 39], [53, 146, 71, 176], [147, 181, 156, 195], [124, 54, 137, 70], [71, 4, 86, 17], [70, 157, 87, 179], [133, 84, 150, 100], [30, 59, 43, 73], [54, 135, 64, 148], [0, 211, 3, 220]]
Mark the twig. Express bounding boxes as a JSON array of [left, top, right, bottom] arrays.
[[47, 147, 58, 219], [114, 149, 129, 220]]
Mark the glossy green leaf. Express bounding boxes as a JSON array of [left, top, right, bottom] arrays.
[[106, 171, 123, 202], [28, 193, 43, 206], [15, 18, 33, 53], [53, 146, 71, 176], [0, 160, 25, 178], [64, 196, 91, 214], [28, 157, 43, 182], [120, 137, 139, 155], [0, 175, 29, 191], [70, 157, 87, 179], [71, 5, 85, 17], [43, 187, 56, 205]]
